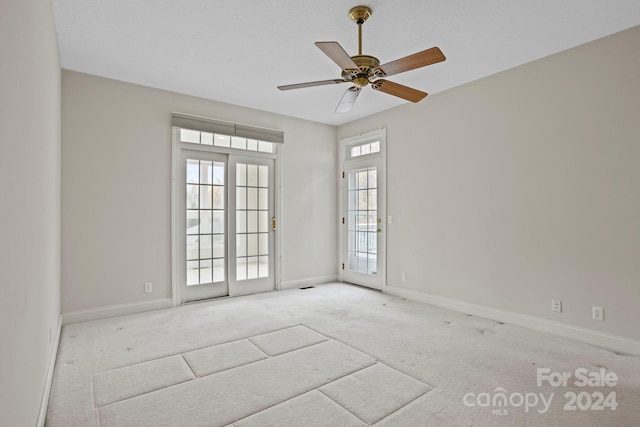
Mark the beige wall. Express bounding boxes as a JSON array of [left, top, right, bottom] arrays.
[[338, 26, 640, 341], [0, 0, 61, 425], [61, 71, 337, 313]]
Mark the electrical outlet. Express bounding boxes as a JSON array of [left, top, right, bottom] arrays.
[[551, 299, 562, 313], [592, 306, 604, 321], [144, 282, 153, 293], [401, 273, 407, 282]]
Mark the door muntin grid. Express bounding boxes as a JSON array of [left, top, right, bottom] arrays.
[[347, 166, 378, 275], [186, 159, 225, 285], [236, 163, 270, 281]]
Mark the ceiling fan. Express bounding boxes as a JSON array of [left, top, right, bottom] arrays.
[[277, 5, 446, 112]]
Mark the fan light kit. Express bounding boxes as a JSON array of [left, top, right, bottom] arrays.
[[278, 5, 446, 112]]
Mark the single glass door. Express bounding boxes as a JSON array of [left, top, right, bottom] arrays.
[[180, 150, 229, 302], [343, 156, 384, 289], [228, 156, 276, 296]]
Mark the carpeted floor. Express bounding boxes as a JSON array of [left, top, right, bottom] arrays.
[[46, 283, 640, 426]]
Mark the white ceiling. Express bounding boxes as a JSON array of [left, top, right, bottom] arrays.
[[52, 0, 640, 126]]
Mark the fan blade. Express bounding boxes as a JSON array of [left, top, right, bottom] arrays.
[[378, 47, 445, 77], [371, 79, 427, 103], [315, 42, 359, 71], [336, 86, 361, 113], [278, 79, 347, 91]]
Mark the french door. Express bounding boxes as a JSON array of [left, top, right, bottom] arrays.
[[228, 156, 275, 297], [178, 149, 275, 303], [342, 155, 385, 290]]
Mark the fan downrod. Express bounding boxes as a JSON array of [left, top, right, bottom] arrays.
[[346, 6, 378, 87], [349, 6, 371, 56]]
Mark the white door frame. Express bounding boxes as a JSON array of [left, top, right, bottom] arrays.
[[171, 128, 282, 306], [338, 128, 387, 291]]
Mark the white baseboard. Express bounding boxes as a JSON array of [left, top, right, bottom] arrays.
[[37, 314, 62, 427], [61, 298, 173, 325], [385, 286, 640, 357], [280, 275, 339, 291]]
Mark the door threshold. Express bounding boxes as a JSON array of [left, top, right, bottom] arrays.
[[181, 295, 231, 305]]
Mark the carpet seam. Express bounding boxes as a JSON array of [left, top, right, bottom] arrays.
[[316, 388, 371, 426], [303, 324, 381, 362], [317, 361, 433, 425], [93, 324, 306, 374], [371, 387, 435, 426], [246, 337, 272, 357], [91, 373, 97, 409], [94, 337, 343, 409], [189, 335, 331, 379], [246, 323, 326, 356], [249, 336, 330, 357], [243, 337, 270, 357], [102, 336, 331, 403], [316, 360, 436, 425], [230, 390, 319, 426], [225, 358, 378, 426], [374, 362, 435, 389], [183, 350, 269, 378], [91, 374, 102, 427], [303, 323, 438, 388], [180, 353, 198, 378], [95, 375, 197, 409], [321, 359, 378, 384], [93, 355, 197, 407]]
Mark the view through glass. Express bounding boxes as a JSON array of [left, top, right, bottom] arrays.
[[236, 162, 270, 280], [186, 159, 225, 285], [347, 166, 378, 275]]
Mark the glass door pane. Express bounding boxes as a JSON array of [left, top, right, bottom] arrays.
[[186, 159, 226, 285], [235, 163, 270, 281], [347, 166, 378, 276]]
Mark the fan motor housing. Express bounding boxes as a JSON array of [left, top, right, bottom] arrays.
[[352, 55, 380, 69], [342, 54, 380, 86]]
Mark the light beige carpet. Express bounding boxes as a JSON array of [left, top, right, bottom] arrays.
[[46, 283, 640, 426]]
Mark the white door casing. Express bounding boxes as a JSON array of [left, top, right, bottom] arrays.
[[339, 129, 386, 290]]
